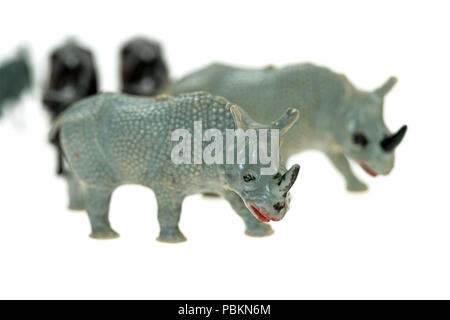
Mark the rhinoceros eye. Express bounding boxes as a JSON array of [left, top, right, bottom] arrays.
[[353, 133, 368, 147], [243, 174, 256, 182]]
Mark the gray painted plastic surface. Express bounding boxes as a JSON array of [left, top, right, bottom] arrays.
[[51, 92, 300, 242], [170, 63, 407, 191]]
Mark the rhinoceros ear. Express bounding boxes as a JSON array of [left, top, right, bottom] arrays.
[[374, 76, 397, 97], [229, 104, 264, 130], [271, 108, 300, 138]]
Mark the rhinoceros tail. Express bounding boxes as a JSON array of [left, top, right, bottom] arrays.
[[48, 119, 61, 145]]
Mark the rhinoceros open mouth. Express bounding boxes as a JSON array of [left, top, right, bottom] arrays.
[[250, 204, 280, 222], [359, 162, 378, 177]]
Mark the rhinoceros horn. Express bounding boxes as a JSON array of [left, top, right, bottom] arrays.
[[278, 164, 300, 194], [380, 125, 407, 152]]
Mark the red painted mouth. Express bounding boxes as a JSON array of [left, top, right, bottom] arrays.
[[359, 162, 378, 177], [250, 204, 280, 223]]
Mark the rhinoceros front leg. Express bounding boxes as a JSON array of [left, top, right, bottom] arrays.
[[223, 190, 274, 237], [155, 188, 186, 243], [325, 151, 368, 192], [85, 186, 119, 239]]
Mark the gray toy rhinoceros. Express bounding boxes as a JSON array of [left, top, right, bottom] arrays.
[[169, 63, 407, 191], [50, 92, 300, 242]]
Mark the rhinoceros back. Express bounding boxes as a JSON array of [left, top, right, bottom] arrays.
[[56, 92, 234, 188], [171, 63, 349, 120], [170, 63, 353, 155]]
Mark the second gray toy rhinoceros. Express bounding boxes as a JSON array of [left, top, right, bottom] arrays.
[[170, 63, 407, 191], [50, 92, 300, 242]]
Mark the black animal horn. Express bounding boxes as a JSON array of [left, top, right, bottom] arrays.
[[278, 164, 300, 193], [381, 125, 407, 152]]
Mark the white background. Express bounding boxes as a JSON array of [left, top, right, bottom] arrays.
[[0, 0, 449, 299]]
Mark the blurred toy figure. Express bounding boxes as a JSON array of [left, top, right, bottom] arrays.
[[170, 63, 407, 192], [43, 40, 98, 120], [0, 48, 32, 118], [120, 37, 169, 96], [43, 40, 99, 209]]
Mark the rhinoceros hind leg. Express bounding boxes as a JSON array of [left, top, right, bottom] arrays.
[[89, 228, 120, 240], [155, 189, 186, 243], [157, 226, 187, 243], [85, 186, 119, 239], [64, 170, 86, 210]]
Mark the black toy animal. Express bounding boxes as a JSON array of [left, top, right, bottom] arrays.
[[43, 40, 99, 182], [120, 37, 169, 96], [43, 40, 98, 120]]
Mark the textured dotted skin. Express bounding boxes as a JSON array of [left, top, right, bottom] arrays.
[[57, 92, 233, 191], [170, 63, 405, 192], [52, 92, 299, 241]]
